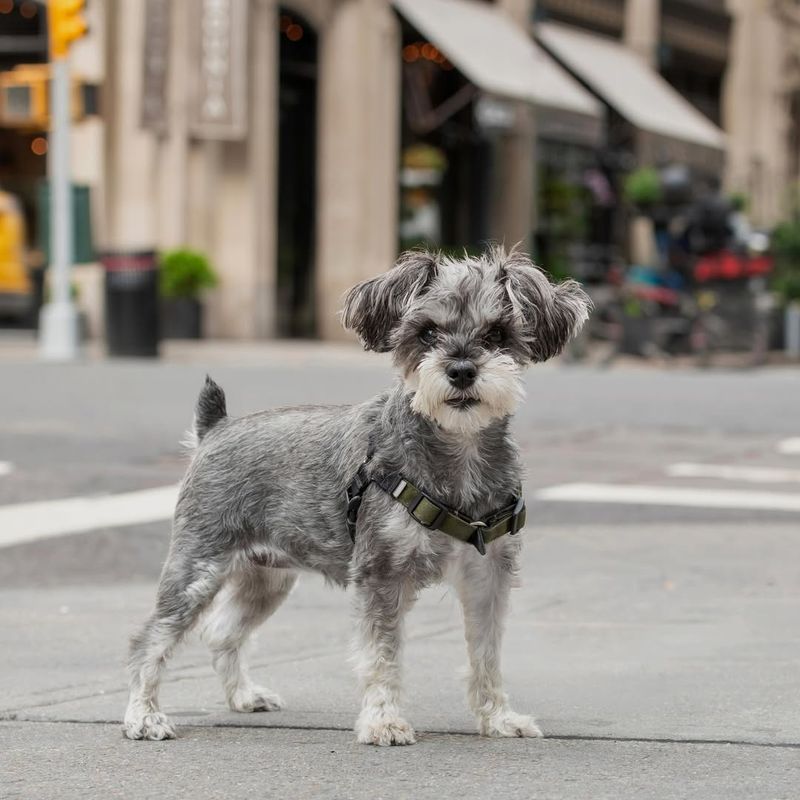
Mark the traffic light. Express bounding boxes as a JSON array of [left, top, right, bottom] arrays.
[[0, 65, 49, 128], [0, 65, 95, 128], [48, 0, 88, 59]]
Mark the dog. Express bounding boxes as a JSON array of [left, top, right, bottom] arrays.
[[123, 246, 590, 745]]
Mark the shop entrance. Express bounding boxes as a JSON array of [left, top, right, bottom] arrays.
[[276, 8, 317, 337], [398, 22, 492, 255]]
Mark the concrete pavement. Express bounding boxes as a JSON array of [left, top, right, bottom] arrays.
[[1, 339, 799, 798]]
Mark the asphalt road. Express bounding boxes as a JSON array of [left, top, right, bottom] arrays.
[[1, 339, 799, 799]]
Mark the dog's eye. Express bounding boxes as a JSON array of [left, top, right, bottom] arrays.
[[419, 326, 438, 346], [483, 326, 506, 347]]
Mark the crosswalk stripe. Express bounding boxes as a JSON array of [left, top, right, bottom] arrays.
[[666, 462, 800, 484], [536, 483, 800, 512], [0, 485, 179, 549], [3, 472, 800, 551], [777, 438, 800, 455], [0, 462, 13, 476]]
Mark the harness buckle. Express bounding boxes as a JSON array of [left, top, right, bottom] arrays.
[[468, 521, 487, 556]]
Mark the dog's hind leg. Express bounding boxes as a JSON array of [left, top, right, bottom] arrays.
[[452, 541, 542, 739], [199, 565, 297, 713], [124, 552, 228, 741]]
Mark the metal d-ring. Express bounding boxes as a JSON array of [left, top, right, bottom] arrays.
[[468, 520, 487, 556]]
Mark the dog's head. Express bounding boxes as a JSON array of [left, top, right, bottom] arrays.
[[342, 246, 591, 435]]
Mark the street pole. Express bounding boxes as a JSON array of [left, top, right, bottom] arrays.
[[39, 55, 80, 361]]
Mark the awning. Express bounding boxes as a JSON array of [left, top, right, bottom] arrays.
[[537, 22, 725, 165], [392, 0, 604, 144]]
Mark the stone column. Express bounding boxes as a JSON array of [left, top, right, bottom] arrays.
[[316, 0, 401, 341], [723, 0, 789, 227], [103, 0, 158, 251], [202, 0, 280, 339], [624, 0, 660, 66], [154, 0, 190, 250], [490, 0, 536, 252]]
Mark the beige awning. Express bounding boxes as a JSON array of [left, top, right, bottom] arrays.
[[537, 22, 726, 160], [392, 0, 603, 129]]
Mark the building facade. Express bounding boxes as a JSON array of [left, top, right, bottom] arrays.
[[86, 0, 598, 341], [2, 0, 798, 340], [537, 0, 800, 227]]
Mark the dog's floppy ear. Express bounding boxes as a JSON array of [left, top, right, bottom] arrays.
[[341, 251, 438, 351], [501, 252, 591, 362]]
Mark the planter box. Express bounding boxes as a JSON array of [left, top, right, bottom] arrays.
[[161, 297, 202, 339], [786, 303, 800, 358]]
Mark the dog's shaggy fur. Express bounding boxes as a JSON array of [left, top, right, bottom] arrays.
[[123, 246, 590, 744]]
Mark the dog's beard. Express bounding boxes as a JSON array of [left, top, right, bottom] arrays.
[[407, 352, 524, 435]]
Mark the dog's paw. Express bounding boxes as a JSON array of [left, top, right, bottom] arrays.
[[355, 711, 417, 746], [479, 710, 543, 739], [229, 686, 284, 713], [123, 711, 177, 741]]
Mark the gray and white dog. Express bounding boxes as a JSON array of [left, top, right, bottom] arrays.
[[124, 246, 590, 745]]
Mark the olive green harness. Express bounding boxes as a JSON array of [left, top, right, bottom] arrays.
[[345, 457, 526, 556]]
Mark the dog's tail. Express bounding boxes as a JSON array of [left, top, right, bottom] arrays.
[[184, 375, 228, 450]]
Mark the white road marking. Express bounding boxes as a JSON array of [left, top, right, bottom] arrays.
[[0, 485, 179, 549], [0, 461, 13, 476], [777, 438, 800, 455], [4, 469, 800, 551], [536, 483, 800, 512], [666, 462, 800, 484]]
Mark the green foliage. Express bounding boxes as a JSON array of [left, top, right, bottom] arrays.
[[728, 192, 748, 213], [774, 272, 800, 302], [623, 167, 662, 208], [773, 220, 800, 302], [774, 220, 800, 263], [159, 248, 218, 298]]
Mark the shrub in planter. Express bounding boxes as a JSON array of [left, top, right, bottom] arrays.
[[159, 248, 218, 339], [772, 219, 800, 356], [623, 167, 663, 211]]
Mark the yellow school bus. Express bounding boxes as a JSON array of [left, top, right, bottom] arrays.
[[0, 190, 31, 318]]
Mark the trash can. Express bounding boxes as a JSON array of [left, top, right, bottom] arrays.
[[102, 250, 160, 357]]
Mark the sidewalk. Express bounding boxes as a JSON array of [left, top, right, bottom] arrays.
[[2, 329, 796, 371], [2, 339, 799, 798], [0, 330, 388, 368], [3, 521, 799, 799]]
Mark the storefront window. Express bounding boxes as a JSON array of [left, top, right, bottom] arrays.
[[398, 24, 491, 255], [536, 140, 618, 283]]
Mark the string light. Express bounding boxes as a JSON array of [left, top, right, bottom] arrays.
[[402, 44, 420, 63], [403, 42, 452, 69], [420, 43, 437, 60]]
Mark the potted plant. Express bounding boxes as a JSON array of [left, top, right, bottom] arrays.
[[772, 219, 800, 357], [623, 167, 663, 212], [159, 248, 218, 339]]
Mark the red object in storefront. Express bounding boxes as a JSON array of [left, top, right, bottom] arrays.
[[693, 250, 774, 283]]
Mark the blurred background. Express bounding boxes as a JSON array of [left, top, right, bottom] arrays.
[[0, 0, 799, 362], [2, 4, 800, 794]]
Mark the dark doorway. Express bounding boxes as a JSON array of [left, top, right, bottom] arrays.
[[277, 8, 317, 337], [398, 21, 492, 255]]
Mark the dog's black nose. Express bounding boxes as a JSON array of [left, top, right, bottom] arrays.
[[446, 360, 477, 389]]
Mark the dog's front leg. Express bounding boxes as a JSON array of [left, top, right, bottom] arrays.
[[352, 578, 417, 746], [453, 543, 543, 738]]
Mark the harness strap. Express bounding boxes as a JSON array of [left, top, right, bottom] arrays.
[[345, 461, 371, 542], [345, 460, 526, 555]]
